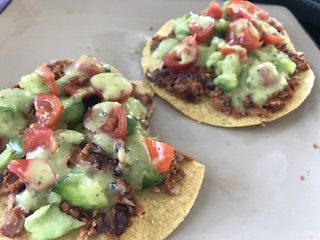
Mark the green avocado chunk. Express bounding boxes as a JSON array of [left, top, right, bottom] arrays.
[[24, 204, 84, 240], [53, 169, 115, 210]]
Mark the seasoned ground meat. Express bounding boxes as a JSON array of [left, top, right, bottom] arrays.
[[146, 66, 216, 103], [47, 59, 72, 80], [60, 178, 144, 240], [0, 57, 191, 239], [0, 207, 29, 238], [0, 171, 25, 196], [146, 35, 310, 118], [154, 150, 193, 195]]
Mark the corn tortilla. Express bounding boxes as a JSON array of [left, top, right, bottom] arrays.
[[0, 68, 205, 239], [0, 161, 205, 240], [141, 20, 315, 127]]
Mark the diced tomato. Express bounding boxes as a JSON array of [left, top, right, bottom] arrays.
[[23, 127, 56, 153], [202, 0, 222, 19], [225, 0, 255, 16], [99, 105, 127, 140], [261, 31, 284, 45], [34, 93, 64, 128], [75, 55, 105, 77], [163, 35, 199, 71], [189, 17, 215, 43], [35, 64, 60, 96], [7, 160, 29, 178], [145, 138, 175, 173], [254, 6, 269, 21], [219, 44, 248, 63], [8, 158, 57, 191], [226, 18, 262, 51]]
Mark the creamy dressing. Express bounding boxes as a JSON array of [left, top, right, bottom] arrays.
[[154, 9, 296, 110], [83, 101, 120, 154], [1, 55, 163, 240], [0, 88, 34, 141], [152, 38, 180, 60], [90, 73, 133, 101]]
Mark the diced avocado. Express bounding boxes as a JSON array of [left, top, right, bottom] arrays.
[[213, 73, 239, 92], [214, 18, 230, 34], [123, 132, 163, 190], [173, 12, 193, 39], [24, 204, 84, 240], [196, 45, 215, 67], [53, 170, 115, 210], [61, 97, 86, 124], [210, 36, 226, 50], [215, 54, 242, 80], [0, 137, 24, 173], [19, 72, 50, 94], [122, 97, 147, 120], [152, 38, 180, 60], [206, 51, 223, 69], [16, 189, 61, 211], [127, 114, 138, 136], [250, 45, 295, 76], [272, 58, 296, 75], [142, 168, 164, 189], [0, 88, 34, 113]]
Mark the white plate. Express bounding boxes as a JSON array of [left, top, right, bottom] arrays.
[[1, 1, 320, 240]]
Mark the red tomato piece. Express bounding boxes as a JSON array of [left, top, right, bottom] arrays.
[[23, 127, 56, 153], [226, 18, 262, 51], [261, 31, 284, 45], [254, 6, 269, 21], [34, 93, 64, 128], [219, 44, 248, 63], [7, 160, 29, 178], [226, 0, 255, 16], [99, 105, 127, 140], [144, 138, 175, 173], [189, 17, 215, 43], [202, 0, 222, 19], [8, 158, 57, 191], [163, 35, 199, 71], [75, 55, 105, 77], [35, 64, 60, 96]]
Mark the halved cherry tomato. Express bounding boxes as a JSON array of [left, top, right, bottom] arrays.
[[189, 17, 215, 43], [202, 0, 222, 19], [7, 160, 29, 179], [254, 6, 269, 21], [35, 64, 60, 96], [261, 31, 284, 45], [34, 93, 64, 128], [75, 55, 105, 77], [23, 127, 56, 153], [226, 18, 262, 51], [63, 82, 94, 99], [144, 138, 175, 173], [225, 0, 255, 16], [219, 44, 248, 63], [163, 35, 199, 71], [99, 105, 127, 140], [8, 158, 57, 191]]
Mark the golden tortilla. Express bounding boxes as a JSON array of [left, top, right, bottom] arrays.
[[0, 161, 205, 240], [141, 20, 315, 127], [0, 69, 205, 239]]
